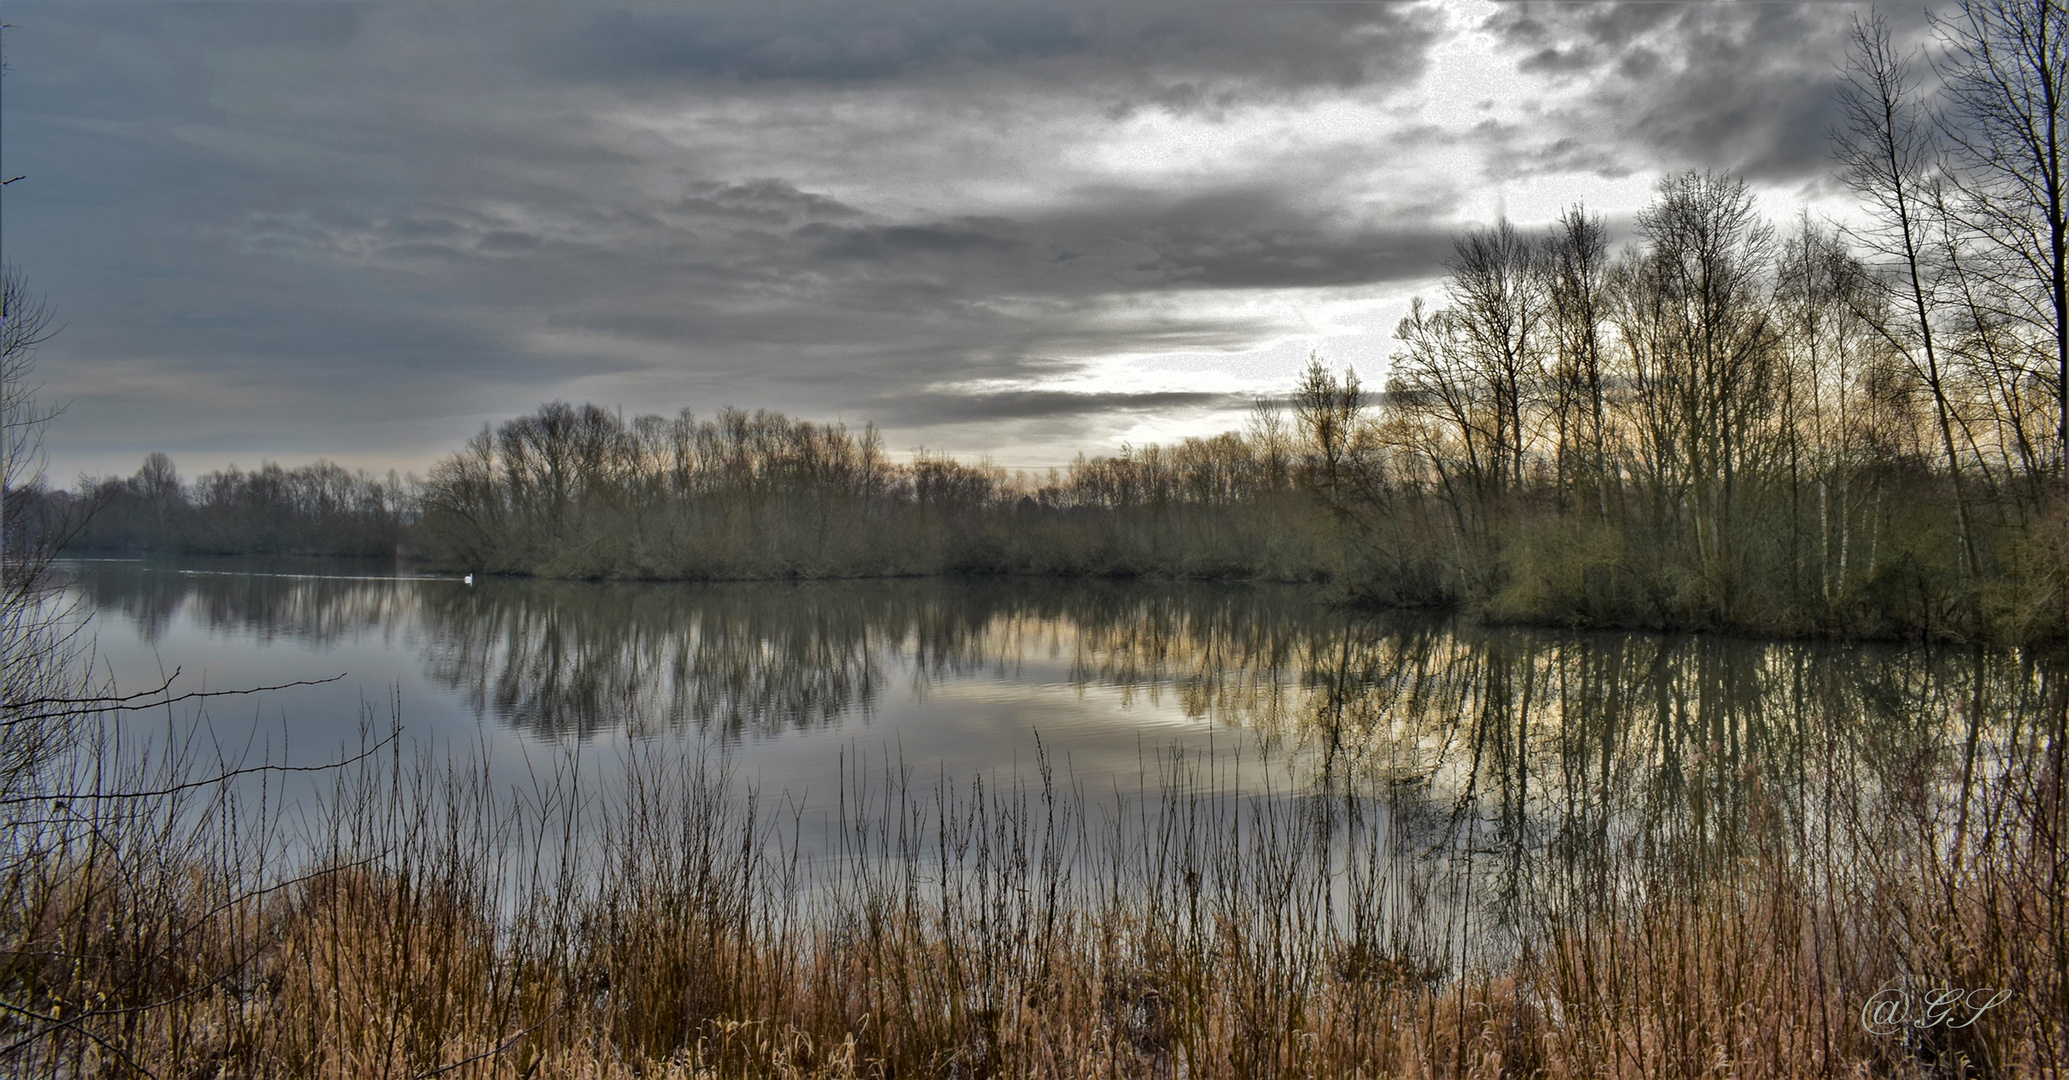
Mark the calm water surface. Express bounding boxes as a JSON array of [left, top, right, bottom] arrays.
[[53, 555, 2048, 913], [58, 559, 1346, 805]]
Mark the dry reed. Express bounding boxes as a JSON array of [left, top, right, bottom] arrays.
[[1, 684, 2061, 1080]]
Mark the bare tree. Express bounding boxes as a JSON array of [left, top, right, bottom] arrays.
[[1837, 12, 1986, 576], [0, 265, 57, 578], [1244, 395, 1293, 494], [0, 265, 78, 809], [1544, 205, 1614, 521], [1388, 299, 1496, 533], [1613, 172, 1780, 605], [1293, 354, 1367, 516], [1935, 0, 2069, 475], [1443, 220, 1545, 496], [1775, 218, 1896, 605]]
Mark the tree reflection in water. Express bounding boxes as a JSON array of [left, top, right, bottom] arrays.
[[71, 562, 2036, 872]]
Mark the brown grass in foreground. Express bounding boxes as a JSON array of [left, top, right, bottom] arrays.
[[0, 721, 2062, 1080]]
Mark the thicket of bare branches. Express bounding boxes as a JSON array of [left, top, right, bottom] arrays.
[[0, 264, 85, 808], [412, 402, 1329, 581], [1333, 2, 2069, 639]]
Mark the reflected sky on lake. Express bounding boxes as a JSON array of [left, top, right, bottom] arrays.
[[57, 559, 1349, 809], [48, 556, 2063, 961], [56, 557, 2053, 885]]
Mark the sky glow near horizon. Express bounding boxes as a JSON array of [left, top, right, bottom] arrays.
[[2, 0, 1910, 481]]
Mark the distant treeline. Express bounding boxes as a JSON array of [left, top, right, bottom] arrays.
[[54, 452, 413, 557], [416, 403, 1328, 581]]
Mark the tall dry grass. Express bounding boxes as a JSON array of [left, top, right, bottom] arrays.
[[1, 683, 2061, 1080]]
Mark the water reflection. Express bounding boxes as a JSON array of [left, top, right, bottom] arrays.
[[64, 559, 2046, 862], [413, 578, 1361, 740], [422, 579, 904, 738], [66, 559, 416, 649]]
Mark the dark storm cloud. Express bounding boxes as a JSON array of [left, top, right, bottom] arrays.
[[1483, 2, 1903, 185]]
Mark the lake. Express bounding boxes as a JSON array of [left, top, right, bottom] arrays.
[[58, 558, 1355, 809], [50, 555, 2044, 948]]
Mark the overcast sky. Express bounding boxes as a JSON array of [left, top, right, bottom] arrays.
[[2, 0, 1918, 482]]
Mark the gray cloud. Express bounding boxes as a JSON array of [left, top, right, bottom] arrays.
[[558, 6, 1085, 83], [875, 389, 1246, 426], [2, 1, 1869, 480], [1482, 2, 1895, 185], [549, 1, 1441, 100]]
